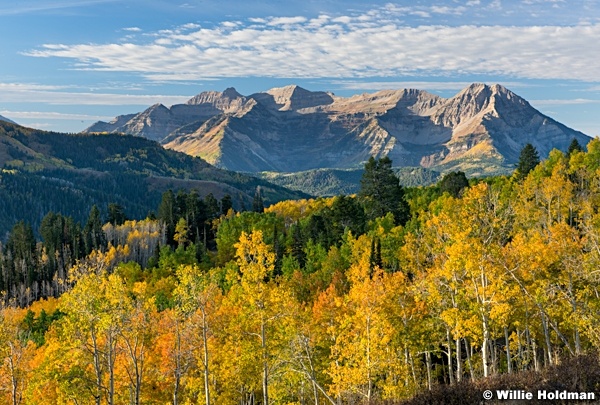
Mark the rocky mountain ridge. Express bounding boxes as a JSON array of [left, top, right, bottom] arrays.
[[86, 83, 591, 176]]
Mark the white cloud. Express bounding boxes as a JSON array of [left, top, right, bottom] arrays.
[[530, 98, 600, 105], [24, 8, 600, 82], [331, 81, 519, 91], [0, 110, 112, 121], [267, 16, 308, 26], [430, 6, 466, 15], [0, 83, 192, 106], [0, 0, 118, 15], [123, 27, 142, 32]]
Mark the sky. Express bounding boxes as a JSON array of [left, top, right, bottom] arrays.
[[1, 0, 600, 135]]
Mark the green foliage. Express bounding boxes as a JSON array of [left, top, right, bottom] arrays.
[[439, 171, 470, 197], [567, 138, 584, 156], [20, 308, 64, 346], [359, 156, 410, 225], [516, 143, 540, 179], [215, 212, 284, 265], [106, 203, 127, 226]]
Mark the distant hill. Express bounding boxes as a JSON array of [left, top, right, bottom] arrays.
[[257, 167, 440, 196], [88, 83, 591, 179], [0, 121, 308, 237]]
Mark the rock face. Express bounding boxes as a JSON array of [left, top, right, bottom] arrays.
[[88, 84, 591, 176]]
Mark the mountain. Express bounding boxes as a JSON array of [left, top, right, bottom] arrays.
[[89, 83, 591, 178], [0, 114, 16, 125], [0, 121, 308, 237], [85, 88, 248, 142]]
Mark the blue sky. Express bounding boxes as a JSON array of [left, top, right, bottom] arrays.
[[1, 0, 600, 135]]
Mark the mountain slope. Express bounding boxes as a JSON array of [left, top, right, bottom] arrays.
[[0, 121, 309, 236], [0, 114, 16, 125]]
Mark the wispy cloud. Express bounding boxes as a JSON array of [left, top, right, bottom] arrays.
[[24, 6, 600, 82], [0, 110, 112, 121], [0, 0, 119, 16], [530, 98, 600, 105], [0, 83, 192, 106], [332, 81, 473, 91], [331, 80, 529, 91]]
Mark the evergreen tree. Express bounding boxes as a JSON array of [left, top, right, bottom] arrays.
[[107, 203, 127, 226], [358, 156, 410, 225], [158, 190, 176, 244], [6, 221, 37, 286], [516, 143, 540, 179], [83, 205, 106, 254], [220, 194, 233, 215], [204, 193, 220, 221], [567, 138, 584, 156], [439, 171, 469, 198], [186, 190, 207, 244], [252, 187, 264, 213]]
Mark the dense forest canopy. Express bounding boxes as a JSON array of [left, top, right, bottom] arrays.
[[3, 140, 600, 404]]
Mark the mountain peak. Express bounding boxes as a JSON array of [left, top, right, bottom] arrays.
[[261, 84, 333, 111], [186, 88, 244, 106]]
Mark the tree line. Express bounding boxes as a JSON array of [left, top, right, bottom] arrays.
[[3, 140, 600, 404]]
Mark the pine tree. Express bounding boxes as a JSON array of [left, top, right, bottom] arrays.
[[84, 205, 106, 254], [358, 156, 409, 225], [516, 143, 540, 179], [567, 138, 584, 156], [107, 203, 127, 226], [220, 194, 233, 215], [158, 190, 176, 244], [252, 187, 264, 213]]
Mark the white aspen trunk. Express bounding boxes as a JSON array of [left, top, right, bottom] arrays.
[[532, 338, 539, 372], [455, 338, 462, 383], [261, 317, 269, 405], [482, 314, 491, 378], [425, 351, 433, 390], [540, 311, 553, 365], [202, 308, 211, 405], [366, 316, 372, 402], [516, 328, 523, 372], [465, 339, 474, 380], [446, 328, 454, 384], [504, 327, 512, 374]]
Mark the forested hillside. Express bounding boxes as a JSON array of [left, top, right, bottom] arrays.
[[2, 140, 600, 404], [0, 121, 308, 238]]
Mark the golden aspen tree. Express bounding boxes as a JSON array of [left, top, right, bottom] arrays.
[[173, 264, 221, 405], [0, 305, 35, 405]]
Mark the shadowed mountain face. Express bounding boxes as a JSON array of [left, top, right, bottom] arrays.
[[87, 83, 590, 176], [0, 114, 16, 125]]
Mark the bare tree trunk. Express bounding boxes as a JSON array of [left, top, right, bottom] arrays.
[[482, 314, 491, 377], [504, 327, 512, 374], [465, 339, 474, 380], [540, 311, 553, 365], [425, 351, 433, 390], [201, 309, 211, 405], [455, 338, 462, 383], [446, 329, 454, 384], [261, 317, 269, 405]]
